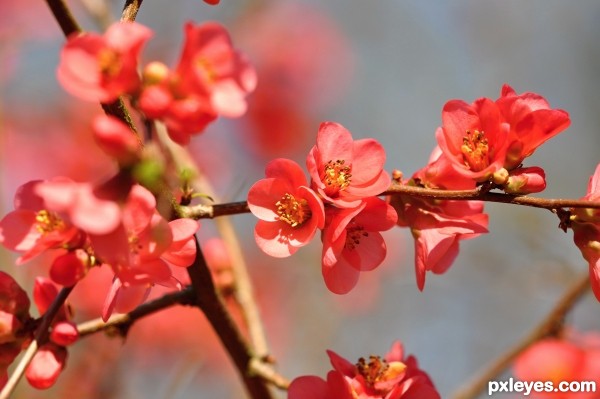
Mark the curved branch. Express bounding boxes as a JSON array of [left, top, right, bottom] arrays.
[[0, 286, 74, 399], [186, 237, 274, 399], [452, 273, 591, 399]]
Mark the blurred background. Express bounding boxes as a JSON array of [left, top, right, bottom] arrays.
[[1, 0, 600, 398]]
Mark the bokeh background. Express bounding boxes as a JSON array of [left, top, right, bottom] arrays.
[[1, 0, 600, 398]]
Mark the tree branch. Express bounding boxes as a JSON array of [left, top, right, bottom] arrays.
[[121, 0, 143, 22], [186, 237, 273, 399], [0, 286, 74, 399], [452, 273, 591, 399]]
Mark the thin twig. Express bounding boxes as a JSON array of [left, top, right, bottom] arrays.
[[121, 0, 143, 22], [452, 273, 591, 399], [44, 0, 82, 36], [248, 358, 290, 390], [0, 286, 74, 399], [186, 237, 273, 399], [77, 287, 195, 337]]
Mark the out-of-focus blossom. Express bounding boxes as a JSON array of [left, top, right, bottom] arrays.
[[571, 163, 600, 301], [321, 197, 397, 294], [92, 115, 141, 166], [237, 2, 353, 158], [248, 158, 324, 258], [139, 22, 256, 145], [513, 331, 600, 398], [57, 22, 152, 102], [288, 341, 440, 399], [307, 122, 390, 209]]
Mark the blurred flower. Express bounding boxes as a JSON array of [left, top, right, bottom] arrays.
[[57, 22, 152, 102]]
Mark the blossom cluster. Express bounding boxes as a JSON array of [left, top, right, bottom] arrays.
[[57, 21, 255, 144], [0, 179, 199, 322], [288, 341, 440, 398], [247, 122, 397, 294]]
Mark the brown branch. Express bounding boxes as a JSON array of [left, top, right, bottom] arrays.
[[0, 286, 74, 399], [77, 287, 195, 337], [186, 237, 273, 399], [179, 184, 600, 220], [452, 273, 591, 399], [121, 0, 143, 22], [44, 0, 81, 36]]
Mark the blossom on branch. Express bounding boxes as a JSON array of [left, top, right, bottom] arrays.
[[307, 122, 390, 208], [435, 84, 569, 192], [248, 158, 325, 257], [321, 197, 397, 294], [57, 22, 152, 102], [288, 341, 440, 399]]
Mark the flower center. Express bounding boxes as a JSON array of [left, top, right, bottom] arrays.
[[323, 159, 352, 195], [97, 49, 121, 77], [35, 210, 66, 235], [276, 193, 311, 227], [461, 130, 489, 172], [356, 356, 406, 391], [196, 57, 218, 83], [345, 223, 368, 250]]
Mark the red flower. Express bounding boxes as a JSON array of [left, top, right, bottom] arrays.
[[496, 84, 571, 169], [435, 97, 509, 182], [321, 197, 397, 294], [0, 180, 81, 265], [139, 22, 256, 144], [288, 341, 440, 399], [248, 158, 325, 257], [57, 22, 152, 102], [307, 122, 390, 208], [571, 163, 600, 301]]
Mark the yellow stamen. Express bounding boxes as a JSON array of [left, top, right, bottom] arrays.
[[322, 159, 352, 194], [35, 210, 65, 234], [356, 356, 407, 389], [461, 130, 489, 172], [276, 193, 311, 227]]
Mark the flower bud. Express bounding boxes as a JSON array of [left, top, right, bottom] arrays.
[[504, 167, 546, 194], [49, 250, 89, 287], [492, 168, 509, 185], [0, 311, 21, 344], [92, 115, 141, 165], [49, 321, 79, 347]]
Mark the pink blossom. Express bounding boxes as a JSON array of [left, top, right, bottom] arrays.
[[288, 341, 440, 399], [248, 158, 325, 257], [504, 166, 546, 195], [92, 115, 141, 165], [307, 122, 390, 208], [57, 22, 152, 102], [138, 22, 256, 144], [0, 180, 81, 265], [25, 344, 67, 390], [496, 84, 571, 169], [321, 197, 397, 294], [571, 163, 600, 301]]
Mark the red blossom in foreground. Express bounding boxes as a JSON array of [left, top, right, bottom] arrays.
[[307, 122, 390, 208], [248, 158, 325, 257], [321, 197, 397, 294], [288, 341, 440, 399], [436, 84, 570, 189], [57, 22, 152, 102], [391, 150, 488, 290], [571, 163, 600, 301]]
